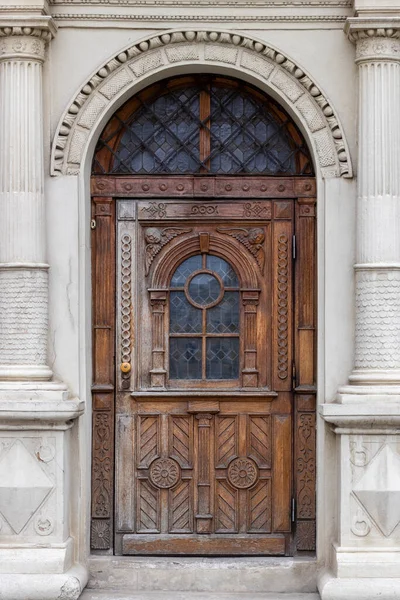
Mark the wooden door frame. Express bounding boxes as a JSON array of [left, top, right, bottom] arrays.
[[90, 174, 316, 555]]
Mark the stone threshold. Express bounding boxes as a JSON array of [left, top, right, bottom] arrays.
[[87, 556, 318, 595]]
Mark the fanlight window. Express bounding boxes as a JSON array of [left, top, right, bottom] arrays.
[[93, 76, 313, 176], [169, 254, 240, 380]]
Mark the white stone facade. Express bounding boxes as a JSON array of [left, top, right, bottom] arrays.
[[0, 0, 399, 598]]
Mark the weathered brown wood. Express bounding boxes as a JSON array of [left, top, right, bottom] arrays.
[[91, 176, 316, 198], [122, 533, 286, 555], [91, 196, 116, 551], [91, 178, 317, 556]]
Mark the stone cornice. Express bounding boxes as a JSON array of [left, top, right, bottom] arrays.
[[0, 16, 57, 41]]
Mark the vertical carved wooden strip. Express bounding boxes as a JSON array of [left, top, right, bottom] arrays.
[[91, 196, 115, 551], [295, 394, 316, 551], [272, 414, 292, 532], [149, 291, 167, 387], [295, 198, 316, 387], [116, 414, 135, 532], [242, 291, 260, 387], [272, 220, 293, 391], [119, 232, 133, 390], [196, 414, 213, 533]]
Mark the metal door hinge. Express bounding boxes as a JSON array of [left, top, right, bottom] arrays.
[[291, 497, 296, 523], [91, 219, 97, 230], [292, 234, 296, 260], [292, 361, 296, 389]]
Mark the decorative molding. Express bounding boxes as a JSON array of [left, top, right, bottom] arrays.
[[120, 233, 132, 390], [216, 227, 265, 272], [51, 29, 353, 179], [50, 0, 352, 6], [0, 17, 57, 43], [52, 13, 348, 23], [351, 507, 371, 538], [276, 234, 289, 380], [144, 227, 192, 275]]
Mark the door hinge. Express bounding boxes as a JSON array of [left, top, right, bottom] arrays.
[[91, 219, 97, 230], [291, 497, 296, 523], [292, 234, 296, 260], [292, 360, 296, 389]]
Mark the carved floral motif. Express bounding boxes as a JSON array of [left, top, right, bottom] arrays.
[[297, 413, 316, 519], [227, 457, 258, 489], [92, 413, 112, 520], [149, 457, 180, 489], [91, 519, 111, 550]]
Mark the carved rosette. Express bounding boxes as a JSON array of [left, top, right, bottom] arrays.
[[149, 457, 180, 489], [227, 457, 258, 489]]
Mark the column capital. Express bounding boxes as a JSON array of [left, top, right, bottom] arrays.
[[345, 17, 400, 62], [0, 16, 56, 61]]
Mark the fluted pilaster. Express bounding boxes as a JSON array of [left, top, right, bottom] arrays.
[[346, 20, 400, 386], [0, 20, 55, 381]]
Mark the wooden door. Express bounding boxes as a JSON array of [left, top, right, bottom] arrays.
[[90, 175, 317, 556]]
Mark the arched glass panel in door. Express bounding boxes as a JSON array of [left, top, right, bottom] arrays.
[[169, 254, 240, 381], [92, 75, 314, 176]]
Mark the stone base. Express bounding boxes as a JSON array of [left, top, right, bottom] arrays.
[[87, 556, 318, 594], [318, 571, 400, 600], [81, 592, 320, 600], [0, 563, 89, 600]]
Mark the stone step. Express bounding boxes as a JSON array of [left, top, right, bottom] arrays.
[[87, 556, 318, 595], [81, 592, 320, 600]]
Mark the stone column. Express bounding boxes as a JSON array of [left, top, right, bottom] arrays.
[[348, 22, 400, 390], [0, 20, 55, 381], [320, 17, 400, 600]]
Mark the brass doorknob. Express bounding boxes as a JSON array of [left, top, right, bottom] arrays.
[[120, 362, 131, 374]]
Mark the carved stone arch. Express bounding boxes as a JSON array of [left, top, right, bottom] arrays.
[[151, 232, 259, 289], [52, 28, 353, 179]]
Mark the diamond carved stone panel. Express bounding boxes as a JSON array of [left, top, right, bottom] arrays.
[[353, 445, 400, 538], [0, 440, 54, 534]]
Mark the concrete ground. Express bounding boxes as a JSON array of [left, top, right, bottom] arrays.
[[81, 592, 320, 600]]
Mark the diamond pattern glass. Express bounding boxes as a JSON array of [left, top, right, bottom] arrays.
[[171, 256, 202, 287], [93, 76, 313, 175], [170, 338, 202, 379], [207, 292, 239, 333], [188, 273, 221, 306], [206, 338, 240, 379], [170, 292, 202, 333], [206, 256, 239, 287]]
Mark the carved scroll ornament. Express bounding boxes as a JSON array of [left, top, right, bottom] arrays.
[[144, 227, 192, 275], [217, 227, 265, 272]]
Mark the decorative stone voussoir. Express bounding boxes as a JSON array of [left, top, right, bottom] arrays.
[[51, 29, 353, 179]]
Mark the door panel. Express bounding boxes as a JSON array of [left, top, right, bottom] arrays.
[[90, 178, 317, 556]]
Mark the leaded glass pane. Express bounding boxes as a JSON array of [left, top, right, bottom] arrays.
[[93, 76, 313, 176], [171, 256, 202, 287], [170, 338, 202, 379], [170, 292, 202, 333], [206, 338, 239, 379], [206, 256, 239, 287], [188, 273, 221, 306], [207, 292, 239, 334], [111, 88, 201, 174]]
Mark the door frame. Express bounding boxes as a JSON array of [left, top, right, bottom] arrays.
[[90, 174, 316, 556]]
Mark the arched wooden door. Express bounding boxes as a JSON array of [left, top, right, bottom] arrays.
[[90, 76, 316, 556]]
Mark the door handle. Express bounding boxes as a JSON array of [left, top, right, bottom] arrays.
[[120, 362, 131, 374]]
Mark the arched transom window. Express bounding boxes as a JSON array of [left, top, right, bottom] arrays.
[[169, 254, 240, 381], [93, 76, 313, 176]]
